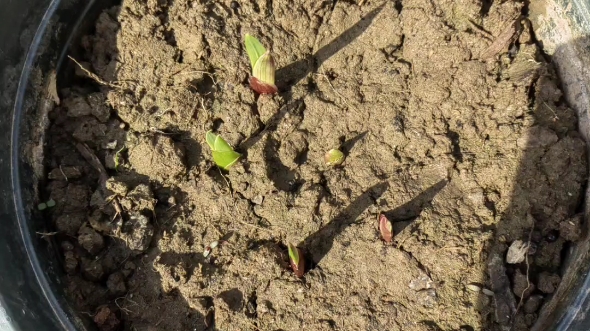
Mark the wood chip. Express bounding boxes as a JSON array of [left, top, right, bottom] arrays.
[[480, 18, 522, 60]]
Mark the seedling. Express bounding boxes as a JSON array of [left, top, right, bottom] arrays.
[[206, 131, 241, 170], [244, 34, 278, 94], [379, 213, 394, 243], [287, 242, 305, 278], [203, 240, 219, 258], [325, 149, 345, 166], [114, 146, 126, 171], [38, 199, 56, 211]]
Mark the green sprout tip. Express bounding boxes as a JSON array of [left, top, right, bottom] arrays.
[[205, 131, 241, 170]]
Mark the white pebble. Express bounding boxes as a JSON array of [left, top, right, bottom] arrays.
[[506, 240, 529, 264], [466, 284, 481, 292]]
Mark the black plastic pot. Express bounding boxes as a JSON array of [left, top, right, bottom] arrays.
[[1, 0, 590, 330]]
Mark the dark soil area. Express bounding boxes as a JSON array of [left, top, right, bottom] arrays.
[[39, 0, 587, 330]]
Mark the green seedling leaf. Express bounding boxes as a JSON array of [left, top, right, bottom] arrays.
[[287, 243, 305, 278], [206, 131, 217, 150], [38, 203, 47, 211], [205, 131, 241, 170], [213, 135, 235, 153], [252, 51, 276, 85], [46, 199, 56, 208], [245, 34, 267, 69], [325, 149, 345, 166], [379, 213, 394, 243], [212, 150, 241, 170]]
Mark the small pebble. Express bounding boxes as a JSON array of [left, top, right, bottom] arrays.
[[409, 275, 434, 291], [105, 141, 118, 149], [466, 284, 481, 292], [506, 240, 529, 264], [252, 195, 264, 205], [482, 288, 494, 296]]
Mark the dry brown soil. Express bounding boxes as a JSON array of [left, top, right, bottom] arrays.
[[42, 0, 587, 330]]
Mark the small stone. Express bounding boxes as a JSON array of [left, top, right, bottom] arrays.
[[105, 141, 118, 150], [409, 274, 434, 291], [466, 284, 481, 292], [524, 295, 544, 313], [506, 240, 528, 264], [252, 195, 264, 205], [537, 272, 560, 294], [482, 288, 494, 296], [119, 213, 154, 252], [105, 178, 128, 196], [124, 184, 155, 212], [78, 225, 105, 255], [93, 305, 121, 331]]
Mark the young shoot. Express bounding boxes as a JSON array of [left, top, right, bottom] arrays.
[[206, 131, 241, 170], [244, 34, 278, 94], [287, 242, 305, 278], [325, 149, 345, 166], [379, 213, 394, 243], [38, 199, 56, 211]]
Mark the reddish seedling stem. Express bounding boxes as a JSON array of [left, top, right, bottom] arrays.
[[249, 77, 278, 94]]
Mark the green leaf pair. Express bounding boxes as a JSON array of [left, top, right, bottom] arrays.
[[206, 131, 241, 170]]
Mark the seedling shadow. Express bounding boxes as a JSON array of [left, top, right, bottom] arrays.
[[382, 179, 448, 234], [300, 182, 389, 266], [341, 131, 368, 155], [276, 4, 386, 89]]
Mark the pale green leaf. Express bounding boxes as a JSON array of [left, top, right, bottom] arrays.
[[213, 135, 235, 152], [206, 131, 217, 150], [252, 51, 276, 85], [245, 34, 267, 69], [287, 243, 299, 266], [212, 150, 241, 170]]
